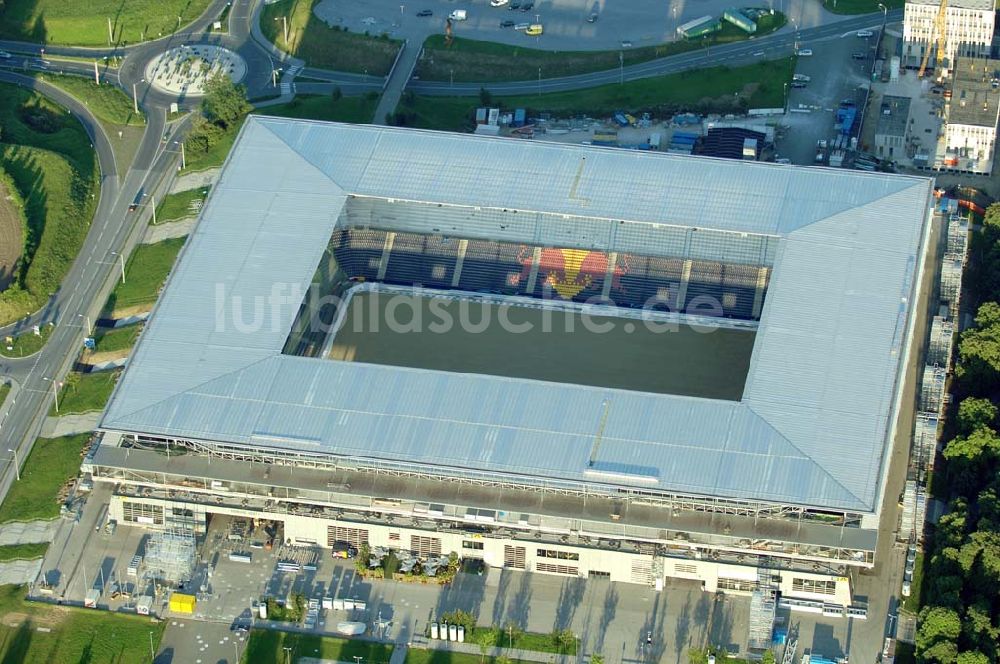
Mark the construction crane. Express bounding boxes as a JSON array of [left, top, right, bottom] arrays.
[[918, 0, 949, 78]]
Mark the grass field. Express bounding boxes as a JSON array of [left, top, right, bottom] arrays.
[[0, 0, 214, 46], [0, 171, 26, 292], [260, 0, 402, 75], [416, 12, 786, 82], [0, 542, 49, 562], [92, 323, 142, 353], [0, 585, 166, 663], [51, 371, 120, 415], [240, 629, 393, 664], [0, 83, 98, 326], [154, 186, 210, 224], [397, 58, 795, 130], [0, 433, 90, 523], [823, 0, 902, 13], [104, 237, 186, 316], [256, 93, 381, 124], [330, 291, 755, 399], [36, 74, 145, 127], [0, 322, 54, 358]]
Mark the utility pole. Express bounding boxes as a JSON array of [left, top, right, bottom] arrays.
[[151, 195, 157, 224], [179, 142, 186, 170], [283, 15, 289, 43], [619, 51, 624, 84], [149, 631, 155, 660], [132, 83, 138, 114], [537, 66, 541, 96], [94, 60, 99, 85], [107, 17, 113, 45]]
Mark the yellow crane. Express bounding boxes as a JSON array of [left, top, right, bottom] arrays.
[[918, 0, 949, 78]]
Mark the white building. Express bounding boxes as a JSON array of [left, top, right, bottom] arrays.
[[941, 58, 1000, 173], [902, 0, 995, 74]]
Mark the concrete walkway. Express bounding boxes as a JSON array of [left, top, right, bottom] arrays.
[[0, 519, 59, 546], [40, 412, 100, 437], [373, 40, 420, 124], [144, 217, 195, 243], [0, 558, 43, 585], [169, 168, 220, 194], [408, 636, 576, 664]]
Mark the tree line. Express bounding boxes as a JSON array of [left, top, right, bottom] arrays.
[[914, 204, 1000, 664]]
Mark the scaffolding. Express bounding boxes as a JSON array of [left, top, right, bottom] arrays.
[[945, 214, 969, 258], [143, 530, 196, 585], [748, 560, 778, 651], [939, 258, 963, 311], [919, 365, 947, 412], [914, 412, 940, 464], [927, 316, 956, 369]]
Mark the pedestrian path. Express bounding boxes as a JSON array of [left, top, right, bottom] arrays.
[[40, 412, 100, 438], [0, 519, 59, 546], [407, 636, 576, 664], [373, 41, 420, 125], [144, 217, 195, 243], [0, 558, 43, 585]]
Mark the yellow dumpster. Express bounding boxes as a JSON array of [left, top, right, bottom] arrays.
[[169, 592, 196, 614]]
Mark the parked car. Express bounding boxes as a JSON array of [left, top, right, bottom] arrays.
[[490, 0, 508, 6], [791, 81, 807, 88], [500, 19, 515, 27], [797, 48, 813, 56], [449, 9, 467, 20], [0, 51, 11, 59], [852, 51, 867, 59], [416, 9, 432, 16], [586, 12, 598, 22], [521, 1, 534, 10], [514, 22, 530, 30], [508, 1, 521, 9], [620, 40, 633, 48], [857, 30, 873, 37], [525, 23, 543, 35]]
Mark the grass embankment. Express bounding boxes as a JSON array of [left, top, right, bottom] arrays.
[[902, 551, 924, 613], [0, 542, 49, 562], [0, 433, 90, 523], [407, 653, 530, 664], [154, 187, 210, 224], [261, 0, 401, 75], [241, 629, 393, 664], [0, 170, 26, 292], [398, 58, 795, 131], [0, 584, 165, 663], [51, 371, 120, 416], [0, 322, 54, 358], [415, 12, 786, 82], [0, 382, 9, 410], [257, 93, 381, 124], [92, 324, 142, 354], [34, 74, 145, 127], [104, 237, 186, 317], [0, 83, 98, 326], [823, 0, 902, 13], [0, 0, 213, 46]]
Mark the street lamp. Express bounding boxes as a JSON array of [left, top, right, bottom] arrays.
[[275, 16, 289, 44], [42, 377, 60, 414], [619, 50, 624, 85], [77, 313, 91, 335], [283, 646, 293, 663], [7, 448, 19, 481], [109, 251, 126, 284]]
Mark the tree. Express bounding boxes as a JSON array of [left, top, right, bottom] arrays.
[[956, 651, 991, 664], [591, 656, 605, 664], [761, 650, 776, 664], [687, 649, 709, 664], [201, 72, 251, 130], [916, 606, 962, 661], [354, 542, 370, 575], [475, 626, 500, 663], [958, 398, 998, 435], [550, 628, 576, 654], [441, 609, 476, 634], [503, 621, 523, 649], [957, 303, 1000, 390]]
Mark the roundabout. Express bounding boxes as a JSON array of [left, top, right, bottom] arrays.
[[144, 44, 247, 97]]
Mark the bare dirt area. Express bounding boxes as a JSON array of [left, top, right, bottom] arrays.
[[0, 180, 25, 291]]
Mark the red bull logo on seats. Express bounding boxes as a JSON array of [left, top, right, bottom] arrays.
[[521, 248, 624, 300]]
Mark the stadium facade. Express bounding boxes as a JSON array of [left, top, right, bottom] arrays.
[[87, 118, 937, 608]]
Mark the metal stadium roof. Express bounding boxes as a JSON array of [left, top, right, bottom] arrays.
[[100, 117, 935, 513]]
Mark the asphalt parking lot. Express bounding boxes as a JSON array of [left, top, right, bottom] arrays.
[[776, 27, 882, 165], [312, 0, 842, 52]]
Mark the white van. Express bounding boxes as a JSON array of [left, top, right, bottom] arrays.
[[449, 9, 468, 20]]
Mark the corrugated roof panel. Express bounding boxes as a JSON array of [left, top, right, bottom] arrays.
[[100, 117, 936, 513]]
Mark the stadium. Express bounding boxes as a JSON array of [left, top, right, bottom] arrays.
[[88, 118, 936, 619]]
